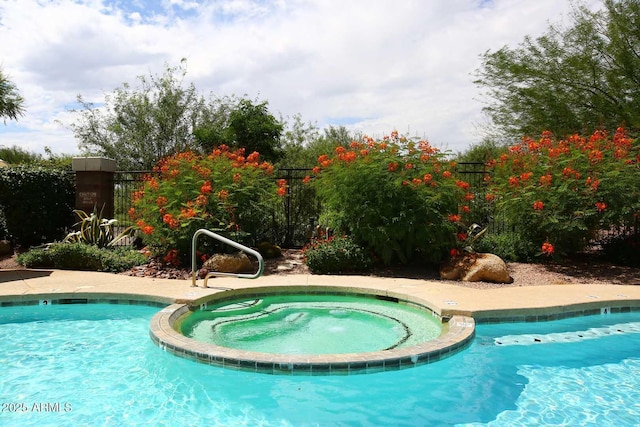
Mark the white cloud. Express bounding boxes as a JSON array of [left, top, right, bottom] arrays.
[[0, 0, 604, 157]]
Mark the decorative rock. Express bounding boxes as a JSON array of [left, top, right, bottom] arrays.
[[202, 252, 254, 274], [440, 253, 513, 284], [0, 240, 12, 256]]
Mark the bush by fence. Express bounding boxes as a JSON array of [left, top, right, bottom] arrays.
[[0, 166, 75, 247]]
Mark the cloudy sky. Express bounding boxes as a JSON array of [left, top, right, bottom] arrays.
[[0, 0, 602, 156]]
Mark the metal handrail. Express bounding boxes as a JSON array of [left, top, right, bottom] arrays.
[[191, 228, 264, 288]]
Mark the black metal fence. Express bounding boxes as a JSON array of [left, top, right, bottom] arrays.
[[114, 168, 319, 248]]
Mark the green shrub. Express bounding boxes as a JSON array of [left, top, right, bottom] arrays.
[[308, 133, 471, 265], [0, 166, 75, 247], [487, 128, 640, 258], [474, 231, 539, 262], [17, 243, 146, 273], [303, 235, 373, 274], [129, 148, 281, 266]]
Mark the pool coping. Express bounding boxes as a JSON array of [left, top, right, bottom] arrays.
[[149, 286, 476, 375]]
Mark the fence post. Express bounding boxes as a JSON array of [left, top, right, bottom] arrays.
[[71, 157, 116, 218]]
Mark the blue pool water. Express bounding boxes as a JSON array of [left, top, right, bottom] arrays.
[[1, 304, 639, 426]]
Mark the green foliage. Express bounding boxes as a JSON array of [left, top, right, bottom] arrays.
[[64, 207, 134, 248], [486, 128, 640, 258], [0, 67, 25, 122], [0, 145, 41, 164], [455, 139, 508, 163], [279, 121, 358, 168], [474, 230, 538, 262], [130, 147, 281, 266], [0, 165, 75, 247], [309, 133, 471, 265], [194, 96, 284, 163], [303, 235, 373, 274], [17, 243, 146, 273], [0, 146, 74, 169], [475, 0, 640, 139]]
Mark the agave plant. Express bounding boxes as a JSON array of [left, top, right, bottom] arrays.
[[64, 206, 134, 248]]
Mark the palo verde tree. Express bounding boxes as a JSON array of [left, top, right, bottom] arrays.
[[0, 67, 25, 123], [475, 0, 640, 139], [70, 60, 207, 171]]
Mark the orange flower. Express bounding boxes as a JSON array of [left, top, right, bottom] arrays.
[[195, 194, 207, 206], [405, 163, 414, 170], [162, 214, 179, 229], [533, 200, 544, 211], [464, 192, 474, 201], [246, 151, 260, 163], [302, 175, 311, 184], [520, 172, 533, 181], [457, 233, 468, 241], [423, 173, 433, 183], [461, 205, 470, 213], [442, 171, 452, 178], [156, 196, 168, 207], [450, 248, 461, 258], [455, 180, 470, 190], [180, 207, 197, 219], [539, 174, 552, 186], [312, 166, 321, 174], [411, 178, 422, 186], [541, 242, 554, 256], [485, 193, 496, 202], [217, 189, 229, 200], [508, 176, 520, 187], [595, 201, 607, 212], [388, 162, 399, 172], [201, 181, 212, 194], [589, 149, 603, 163], [128, 207, 136, 219], [334, 146, 346, 155], [233, 173, 242, 183], [277, 187, 287, 196], [447, 214, 461, 222]]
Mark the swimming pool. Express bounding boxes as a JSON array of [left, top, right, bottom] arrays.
[[1, 303, 639, 426]]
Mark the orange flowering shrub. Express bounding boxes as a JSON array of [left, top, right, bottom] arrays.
[[129, 146, 280, 265], [487, 128, 639, 258], [307, 132, 472, 265]]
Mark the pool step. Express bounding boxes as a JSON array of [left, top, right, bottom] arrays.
[[494, 322, 640, 346]]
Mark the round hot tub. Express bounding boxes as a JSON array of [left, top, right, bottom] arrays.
[[181, 294, 443, 355], [149, 287, 475, 375]]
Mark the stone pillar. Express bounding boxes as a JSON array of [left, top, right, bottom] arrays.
[[71, 157, 117, 218]]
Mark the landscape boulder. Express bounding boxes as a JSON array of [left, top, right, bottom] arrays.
[[440, 252, 513, 284], [201, 252, 254, 274]]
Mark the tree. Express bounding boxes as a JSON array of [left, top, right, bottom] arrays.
[[0, 68, 25, 123], [475, 0, 640, 139], [71, 60, 206, 170], [194, 97, 284, 163]]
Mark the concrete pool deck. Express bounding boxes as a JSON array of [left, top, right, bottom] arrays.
[[1, 268, 639, 321]]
